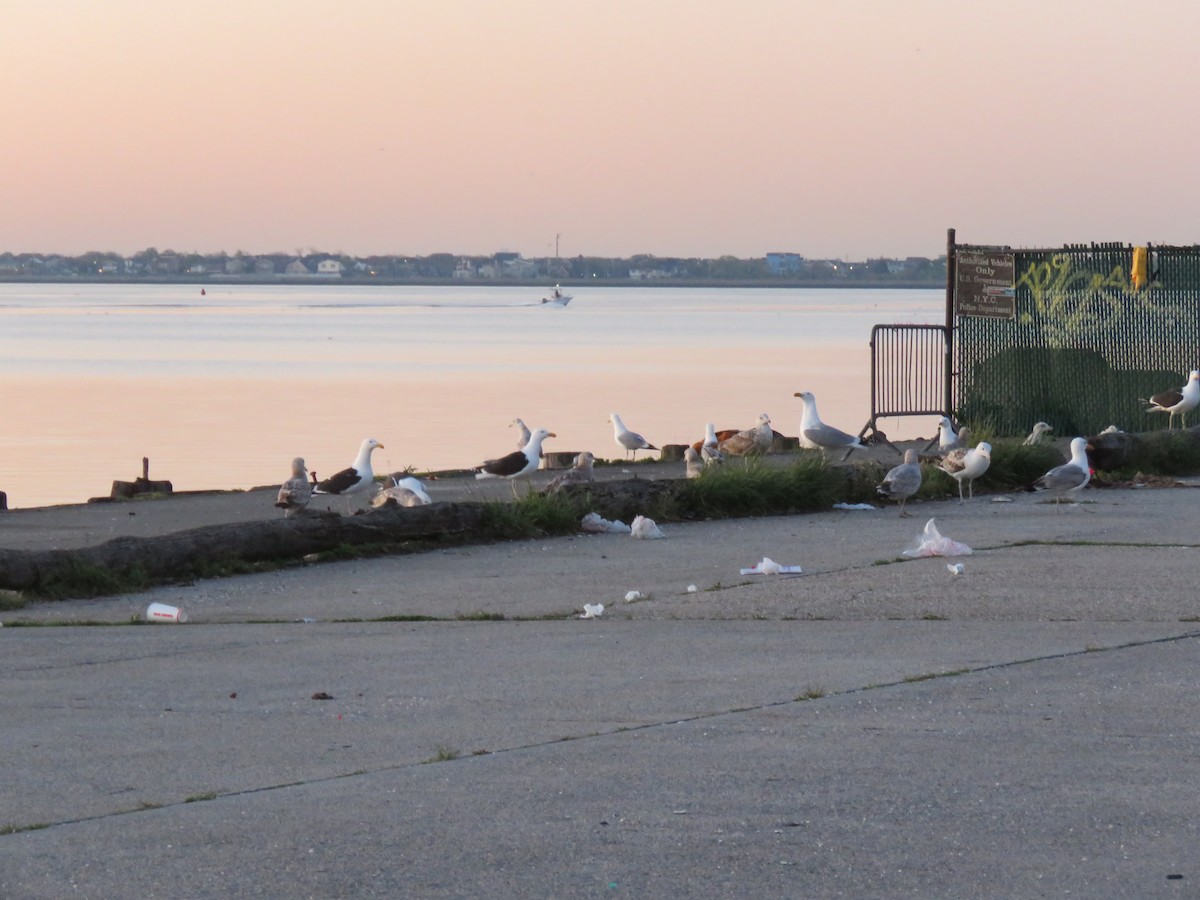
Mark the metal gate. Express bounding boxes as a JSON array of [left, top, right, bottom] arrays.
[[860, 324, 950, 444]]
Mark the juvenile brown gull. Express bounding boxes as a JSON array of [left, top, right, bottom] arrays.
[[275, 457, 312, 517], [937, 441, 992, 502]]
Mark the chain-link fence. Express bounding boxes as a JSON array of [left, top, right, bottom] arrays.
[[953, 243, 1200, 436]]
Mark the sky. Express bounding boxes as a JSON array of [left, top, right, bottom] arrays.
[[4, 0, 1199, 261]]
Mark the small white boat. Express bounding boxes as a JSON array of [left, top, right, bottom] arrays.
[[540, 285, 573, 307]]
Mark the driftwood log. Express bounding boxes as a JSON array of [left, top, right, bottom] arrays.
[[0, 480, 692, 597], [0, 503, 487, 595]]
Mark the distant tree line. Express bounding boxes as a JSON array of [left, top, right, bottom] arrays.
[[0, 248, 947, 285]]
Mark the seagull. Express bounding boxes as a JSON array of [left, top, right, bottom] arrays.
[[794, 392, 865, 460], [937, 417, 968, 454], [684, 447, 704, 479], [718, 413, 774, 456], [609, 413, 657, 461], [274, 457, 312, 517], [510, 417, 532, 449], [1144, 370, 1200, 429], [877, 449, 922, 517], [1023, 422, 1054, 446], [543, 451, 595, 493], [700, 422, 724, 465], [315, 438, 384, 512], [937, 441, 992, 502], [1031, 436, 1091, 511], [371, 472, 432, 508], [475, 427, 555, 496]]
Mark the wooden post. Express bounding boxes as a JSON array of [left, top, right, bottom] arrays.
[[142, 457, 150, 480], [943, 227, 957, 420]]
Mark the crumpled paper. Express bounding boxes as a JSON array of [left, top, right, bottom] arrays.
[[902, 518, 973, 558], [580, 603, 604, 619], [581, 512, 632, 534], [630, 515, 665, 539]]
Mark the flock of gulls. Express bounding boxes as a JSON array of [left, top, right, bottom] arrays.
[[275, 368, 1200, 520]]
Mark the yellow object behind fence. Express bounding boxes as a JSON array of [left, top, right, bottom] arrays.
[[1131, 246, 1149, 290]]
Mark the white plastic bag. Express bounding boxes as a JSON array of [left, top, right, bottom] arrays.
[[902, 518, 973, 558], [581, 512, 632, 534], [630, 515, 665, 539]]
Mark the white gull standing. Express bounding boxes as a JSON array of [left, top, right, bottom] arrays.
[[937, 417, 968, 454], [700, 422, 724, 465], [937, 441, 992, 502], [1144, 370, 1200, 430], [1031, 437, 1091, 511], [1023, 422, 1054, 445], [475, 427, 556, 496], [609, 413, 658, 461], [877, 449, 923, 517], [314, 438, 384, 513], [794, 392, 865, 460], [684, 447, 704, 479]]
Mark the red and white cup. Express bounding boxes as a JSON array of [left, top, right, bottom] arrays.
[[145, 602, 188, 623]]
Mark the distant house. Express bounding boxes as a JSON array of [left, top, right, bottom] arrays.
[[254, 258, 276, 275], [225, 257, 247, 275], [502, 257, 539, 279], [766, 252, 804, 276], [453, 258, 474, 279], [285, 259, 310, 276], [316, 259, 344, 276]]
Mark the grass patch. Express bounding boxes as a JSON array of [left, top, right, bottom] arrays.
[[0, 822, 51, 835], [183, 791, 218, 803], [424, 745, 460, 763], [675, 456, 852, 516], [795, 687, 826, 701], [455, 611, 505, 621], [479, 492, 584, 539], [0, 591, 28, 611]]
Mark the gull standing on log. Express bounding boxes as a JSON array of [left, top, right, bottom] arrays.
[[937, 441, 992, 502], [794, 392, 865, 460], [877, 449, 923, 517], [475, 427, 556, 496], [609, 413, 657, 461], [543, 451, 596, 493], [1031, 437, 1091, 511], [275, 457, 312, 517], [1144, 370, 1200, 430], [718, 413, 774, 457], [1023, 422, 1054, 446], [315, 438, 385, 513]]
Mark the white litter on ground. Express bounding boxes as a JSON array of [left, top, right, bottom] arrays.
[[903, 518, 973, 558], [630, 515, 665, 539], [833, 502, 876, 511], [580, 603, 604, 619], [740, 557, 803, 575]]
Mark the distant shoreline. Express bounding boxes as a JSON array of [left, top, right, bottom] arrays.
[[0, 275, 943, 290]]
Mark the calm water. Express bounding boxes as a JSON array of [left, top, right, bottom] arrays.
[[0, 284, 944, 507]]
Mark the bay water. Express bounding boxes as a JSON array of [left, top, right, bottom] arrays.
[[0, 284, 944, 508]]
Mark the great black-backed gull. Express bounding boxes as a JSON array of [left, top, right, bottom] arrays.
[[315, 438, 384, 511], [794, 392, 865, 460], [543, 451, 595, 493], [608, 413, 657, 461], [1144, 370, 1200, 429], [1023, 421, 1053, 445], [475, 427, 555, 495], [937, 441, 992, 502], [877, 449, 922, 517], [1031, 437, 1091, 511], [718, 413, 773, 456], [275, 457, 312, 517]]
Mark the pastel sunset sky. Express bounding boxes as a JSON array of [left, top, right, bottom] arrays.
[[5, 0, 1198, 260]]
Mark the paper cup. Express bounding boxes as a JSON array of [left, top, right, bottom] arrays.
[[146, 602, 188, 623]]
